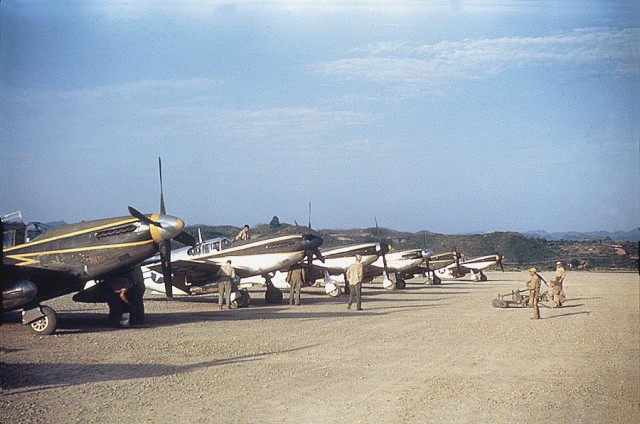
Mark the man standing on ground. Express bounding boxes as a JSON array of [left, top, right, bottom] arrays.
[[549, 280, 565, 308], [527, 267, 541, 320], [347, 254, 364, 311], [217, 260, 235, 309], [554, 261, 566, 298], [286, 263, 306, 306]]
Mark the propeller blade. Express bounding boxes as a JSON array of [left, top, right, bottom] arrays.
[[159, 240, 173, 298], [128, 206, 162, 228], [175, 231, 197, 247], [158, 157, 166, 215], [382, 251, 390, 278], [453, 245, 461, 276], [374, 219, 390, 280], [313, 248, 325, 263], [496, 252, 505, 272]]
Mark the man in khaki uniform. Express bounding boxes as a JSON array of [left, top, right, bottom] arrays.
[[346, 254, 364, 311], [286, 263, 306, 306], [216, 260, 235, 309], [554, 261, 566, 298], [235, 225, 250, 241], [527, 267, 541, 320], [549, 280, 565, 308]]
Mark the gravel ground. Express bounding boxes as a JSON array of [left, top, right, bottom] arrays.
[[1, 271, 639, 423]]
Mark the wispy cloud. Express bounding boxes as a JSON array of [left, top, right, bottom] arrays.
[[313, 28, 640, 87], [2, 78, 372, 152]]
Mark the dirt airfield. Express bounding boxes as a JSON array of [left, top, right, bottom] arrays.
[[1, 271, 638, 423]]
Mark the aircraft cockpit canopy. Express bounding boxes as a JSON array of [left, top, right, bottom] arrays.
[[187, 237, 232, 256], [2, 211, 50, 248]]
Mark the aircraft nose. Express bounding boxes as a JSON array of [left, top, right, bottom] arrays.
[[376, 242, 390, 255], [303, 234, 323, 250], [152, 215, 185, 242], [422, 249, 434, 259]]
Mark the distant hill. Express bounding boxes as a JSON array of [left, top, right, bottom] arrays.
[[182, 223, 639, 271], [523, 228, 640, 242]]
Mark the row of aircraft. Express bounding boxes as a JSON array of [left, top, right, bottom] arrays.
[[1, 159, 504, 336]]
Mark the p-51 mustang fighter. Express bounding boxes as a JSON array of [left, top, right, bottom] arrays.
[[309, 241, 390, 296], [433, 253, 505, 281], [364, 248, 433, 290], [1, 159, 193, 335], [245, 241, 389, 297], [143, 229, 324, 305]]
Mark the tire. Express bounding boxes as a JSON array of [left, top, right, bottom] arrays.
[[433, 276, 442, 285], [265, 289, 283, 304], [231, 290, 251, 308], [29, 305, 57, 335], [396, 279, 406, 290], [492, 299, 500, 308], [499, 300, 508, 308], [328, 286, 342, 297]]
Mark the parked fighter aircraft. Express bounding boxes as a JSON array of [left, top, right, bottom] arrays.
[[1, 159, 193, 335], [432, 253, 505, 281], [243, 241, 389, 297], [422, 251, 461, 284], [312, 241, 390, 296], [364, 248, 433, 289], [143, 229, 324, 305]]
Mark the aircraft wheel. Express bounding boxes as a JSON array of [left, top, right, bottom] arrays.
[[29, 306, 57, 335], [396, 279, 406, 290], [328, 286, 342, 297], [480, 273, 488, 282], [492, 299, 500, 308], [265, 289, 283, 304], [432, 276, 441, 285], [499, 300, 508, 308], [231, 290, 251, 308]]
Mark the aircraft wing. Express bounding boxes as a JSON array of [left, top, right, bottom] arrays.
[[147, 259, 221, 287], [457, 255, 501, 272]]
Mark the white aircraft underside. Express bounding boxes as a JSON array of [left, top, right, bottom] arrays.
[[369, 249, 425, 272], [434, 255, 502, 281]]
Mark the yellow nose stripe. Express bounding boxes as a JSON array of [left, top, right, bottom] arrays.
[[149, 214, 162, 243]]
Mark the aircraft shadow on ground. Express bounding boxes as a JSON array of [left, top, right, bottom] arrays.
[[0, 345, 316, 393], [3, 289, 453, 335]]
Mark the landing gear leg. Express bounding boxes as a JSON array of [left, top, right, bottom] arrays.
[[264, 275, 283, 304]]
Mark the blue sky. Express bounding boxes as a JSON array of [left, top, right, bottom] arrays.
[[1, 1, 638, 234]]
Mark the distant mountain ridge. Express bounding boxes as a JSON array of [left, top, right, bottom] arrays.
[[523, 228, 640, 242], [181, 223, 638, 270]]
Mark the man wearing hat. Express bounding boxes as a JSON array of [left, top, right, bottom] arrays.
[[346, 254, 364, 311], [554, 261, 566, 299], [527, 267, 541, 320]]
